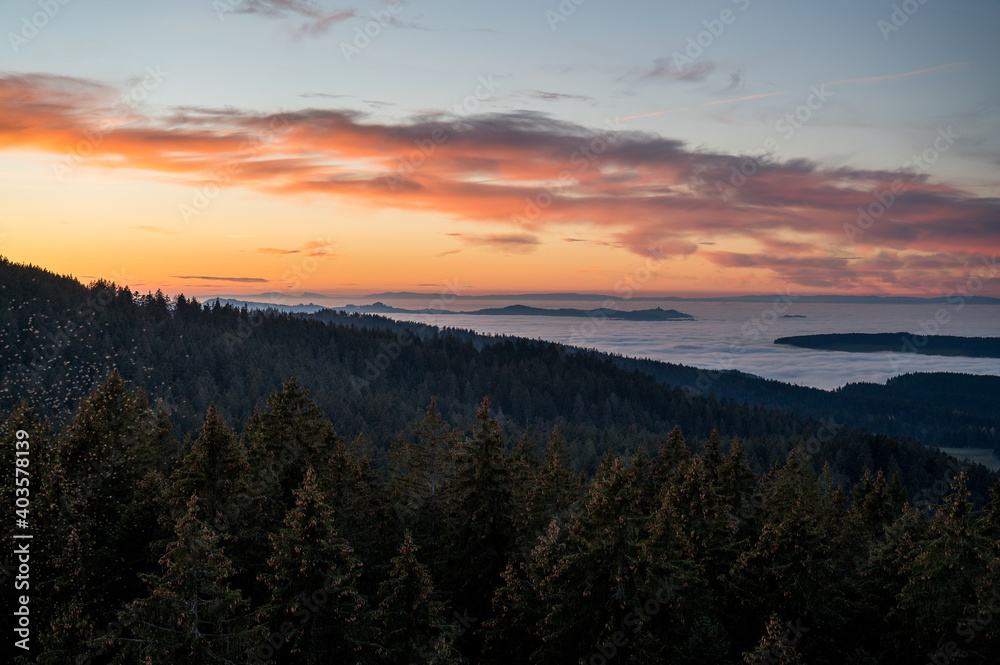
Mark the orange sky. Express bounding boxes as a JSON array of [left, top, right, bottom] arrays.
[[1, 67, 998, 298]]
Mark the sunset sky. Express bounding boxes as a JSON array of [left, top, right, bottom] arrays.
[[1, 0, 998, 297]]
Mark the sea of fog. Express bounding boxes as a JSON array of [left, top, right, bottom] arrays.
[[335, 298, 1000, 391]]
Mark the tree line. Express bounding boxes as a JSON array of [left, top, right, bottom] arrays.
[[3, 374, 999, 664]]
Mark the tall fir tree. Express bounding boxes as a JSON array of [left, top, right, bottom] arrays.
[[262, 467, 371, 663], [375, 531, 463, 665], [115, 495, 263, 664]]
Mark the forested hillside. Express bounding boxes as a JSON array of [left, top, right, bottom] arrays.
[[4, 256, 1000, 663], [4, 375, 1000, 664], [1, 257, 995, 497]]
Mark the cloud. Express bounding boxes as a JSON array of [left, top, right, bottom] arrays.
[[300, 92, 351, 99], [616, 57, 715, 95], [172, 275, 269, 282], [258, 238, 337, 256], [258, 247, 300, 254], [523, 90, 599, 104], [450, 233, 541, 253], [824, 62, 968, 88], [231, 0, 355, 37], [4, 72, 999, 293], [633, 57, 716, 84]]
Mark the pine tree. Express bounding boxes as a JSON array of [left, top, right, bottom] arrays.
[[517, 427, 580, 557], [116, 495, 263, 664], [242, 377, 328, 513], [375, 531, 463, 664], [526, 453, 649, 663], [730, 447, 856, 658], [649, 425, 690, 501], [262, 467, 371, 663], [897, 472, 993, 658], [387, 399, 457, 562], [443, 396, 514, 647], [743, 614, 803, 665], [168, 404, 249, 526], [43, 371, 167, 648]]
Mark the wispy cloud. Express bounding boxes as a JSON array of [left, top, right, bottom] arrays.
[[638, 56, 716, 83], [523, 90, 599, 104], [300, 92, 351, 99], [450, 233, 541, 253], [824, 62, 968, 87], [172, 275, 269, 282], [232, 0, 355, 37], [258, 247, 300, 254], [257, 238, 337, 256]]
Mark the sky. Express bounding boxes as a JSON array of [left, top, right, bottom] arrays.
[[1, 0, 998, 297]]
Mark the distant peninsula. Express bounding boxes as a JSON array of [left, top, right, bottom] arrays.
[[774, 333, 1000, 359], [338, 302, 693, 321]]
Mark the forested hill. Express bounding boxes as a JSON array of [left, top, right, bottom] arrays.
[[0, 256, 994, 499], [5, 256, 1000, 664], [775, 332, 1000, 358]]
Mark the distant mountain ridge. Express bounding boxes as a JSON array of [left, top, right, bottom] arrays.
[[336, 302, 693, 321], [210, 291, 1000, 305]]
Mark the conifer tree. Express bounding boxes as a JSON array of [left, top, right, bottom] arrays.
[[45, 371, 166, 639], [730, 447, 856, 657], [262, 467, 371, 663], [168, 404, 249, 525], [649, 425, 690, 500], [743, 614, 803, 665], [388, 398, 457, 561], [519, 426, 580, 552], [526, 453, 648, 663], [116, 495, 263, 664], [443, 397, 514, 643], [375, 531, 462, 664], [897, 472, 993, 658], [243, 377, 328, 512]]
